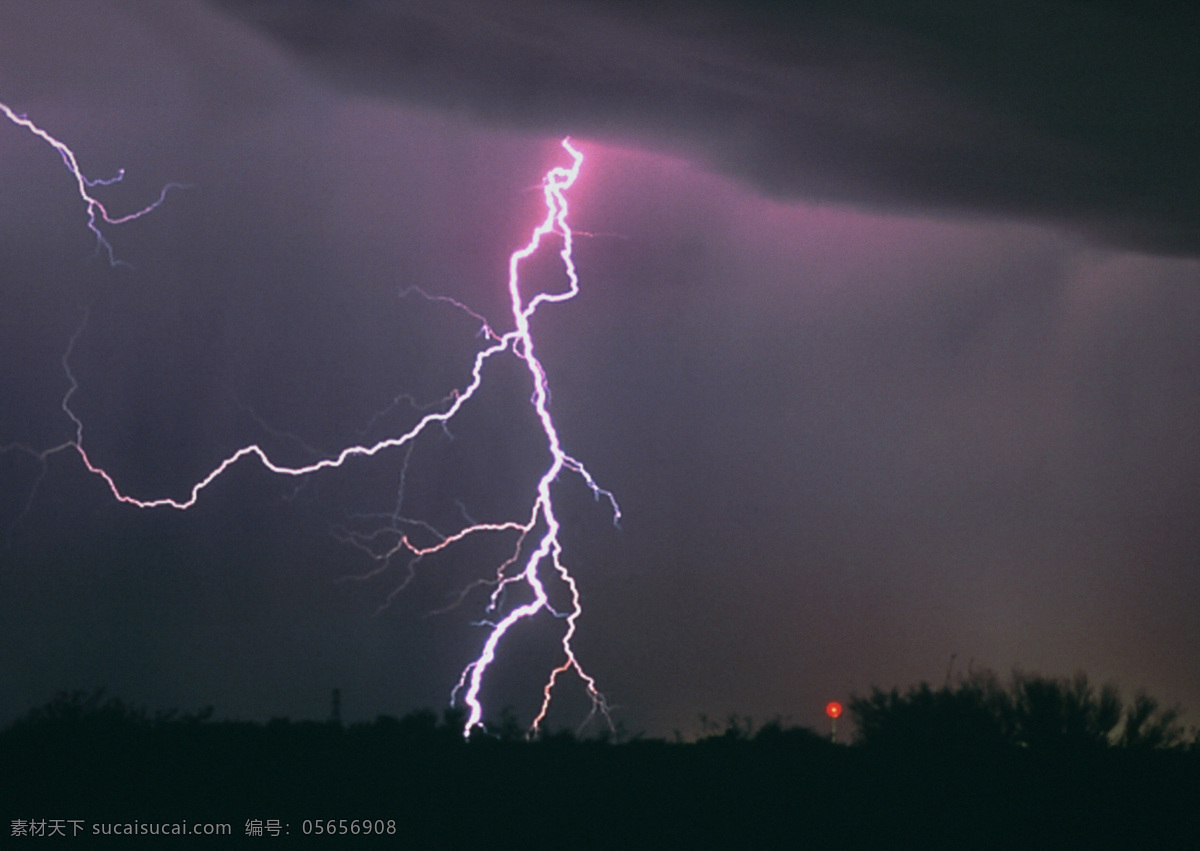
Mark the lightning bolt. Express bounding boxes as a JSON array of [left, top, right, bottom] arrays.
[[4, 103, 618, 736], [1, 101, 185, 266], [451, 139, 619, 736]]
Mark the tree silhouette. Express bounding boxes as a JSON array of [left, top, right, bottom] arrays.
[[1011, 671, 1121, 751], [849, 669, 1012, 755], [850, 668, 1188, 753], [1119, 691, 1185, 749]]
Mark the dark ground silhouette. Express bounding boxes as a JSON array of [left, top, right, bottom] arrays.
[[3, 675, 1198, 849]]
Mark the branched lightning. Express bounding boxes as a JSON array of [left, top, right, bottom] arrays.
[[1, 101, 186, 266], [3, 105, 619, 736]]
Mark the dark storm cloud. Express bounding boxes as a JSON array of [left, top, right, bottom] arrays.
[[210, 0, 1200, 254]]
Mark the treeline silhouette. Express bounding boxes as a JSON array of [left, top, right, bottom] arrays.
[[852, 669, 1191, 753], [2, 671, 1198, 848]]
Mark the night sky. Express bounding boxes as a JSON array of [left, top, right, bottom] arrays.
[[2, 0, 1198, 738]]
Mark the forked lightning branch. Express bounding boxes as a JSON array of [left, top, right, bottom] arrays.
[[1, 102, 619, 737]]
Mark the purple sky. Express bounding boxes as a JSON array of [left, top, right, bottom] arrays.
[[2, 0, 1198, 737]]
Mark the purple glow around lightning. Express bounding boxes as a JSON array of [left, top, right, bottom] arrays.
[[3, 103, 619, 736]]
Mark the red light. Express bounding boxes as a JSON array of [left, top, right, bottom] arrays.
[[825, 701, 843, 719]]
